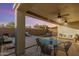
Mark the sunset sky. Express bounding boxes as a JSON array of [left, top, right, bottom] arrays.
[[0, 3, 14, 25], [0, 3, 57, 27]]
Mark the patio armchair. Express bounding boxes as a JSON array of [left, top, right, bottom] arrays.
[[39, 44, 53, 56], [36, 38, 41, 55], [57, 41, 72, 56], [25, 32, 31, 37]]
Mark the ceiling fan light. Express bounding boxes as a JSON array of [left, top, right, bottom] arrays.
[[64, 22, 68, 26], [58, 15, 61, 18], [57, 18, 63, 23], [65, 20, 67, 23]]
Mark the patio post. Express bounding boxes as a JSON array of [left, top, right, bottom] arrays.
[[15, 10, 25, 56]]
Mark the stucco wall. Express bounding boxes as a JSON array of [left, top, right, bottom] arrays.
[[58, 25, 79, 39]]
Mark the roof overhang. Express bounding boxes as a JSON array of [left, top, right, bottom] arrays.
[[13, 3, 21, 11], [13, 3, 79, 29]]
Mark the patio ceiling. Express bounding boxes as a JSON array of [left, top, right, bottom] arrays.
[[13, 3, 79, 29]]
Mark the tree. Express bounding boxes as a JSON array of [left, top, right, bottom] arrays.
[[26, 26, 32, 28], [6, 22, 15, 28], [0, 24, 5, 28], [34, 24, 49, 31]]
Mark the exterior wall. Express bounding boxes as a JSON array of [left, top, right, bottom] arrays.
[[48, 27, 58, 36], [0, 28, 15, 36], [58, 25, 79, 39]]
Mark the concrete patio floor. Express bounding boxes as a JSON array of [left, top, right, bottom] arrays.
[[1, 36, 79, 56]]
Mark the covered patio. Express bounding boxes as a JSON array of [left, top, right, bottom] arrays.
[[13, 3, 79, 56]]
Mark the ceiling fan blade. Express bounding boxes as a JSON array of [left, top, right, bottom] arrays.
[[51, 8, 61, 15], [61, 14, 70, 17]]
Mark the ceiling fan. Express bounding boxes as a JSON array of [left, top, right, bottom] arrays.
[[53, 8, 70, 25]]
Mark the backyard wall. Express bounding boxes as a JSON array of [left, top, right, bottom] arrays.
[[0, 27, 55, 36], [0, 28, 15, 36], [0, 28, 47, 36], [26, 28, 47, 36]]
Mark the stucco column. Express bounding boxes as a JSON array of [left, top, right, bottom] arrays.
[[15, 10, 25, 56]]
